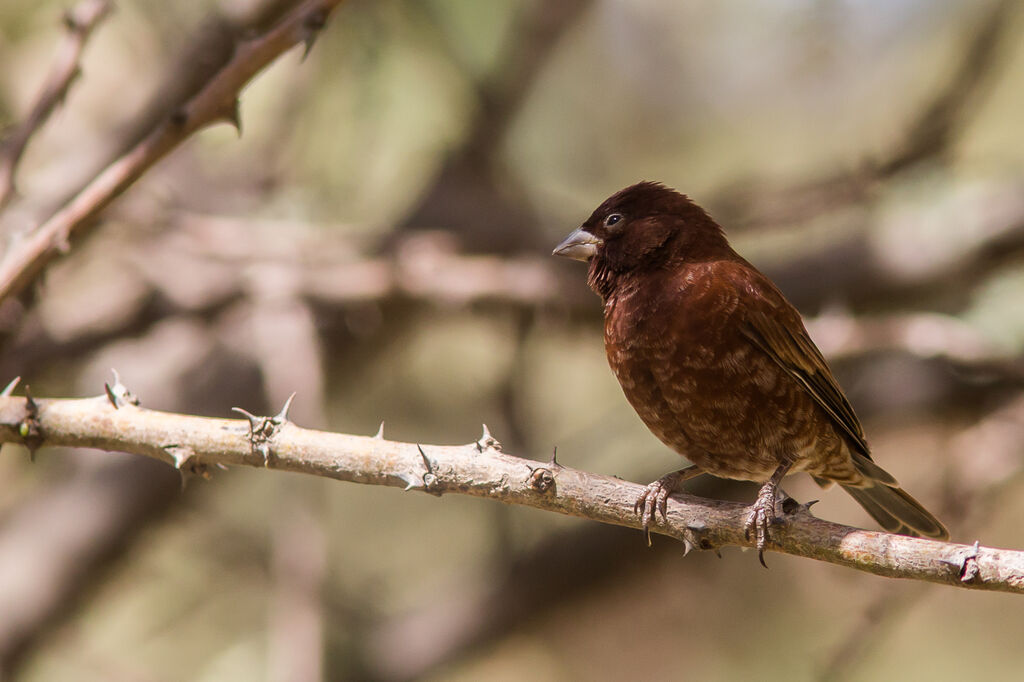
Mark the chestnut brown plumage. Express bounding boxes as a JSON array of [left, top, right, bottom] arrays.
[[553, 181, 949, 560]]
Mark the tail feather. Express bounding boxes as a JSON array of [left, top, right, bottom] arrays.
[[850, 451, 898, 486], [841, 483, 949, 540]]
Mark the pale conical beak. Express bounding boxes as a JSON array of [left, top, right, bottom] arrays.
[[552, 228, 602, 262]]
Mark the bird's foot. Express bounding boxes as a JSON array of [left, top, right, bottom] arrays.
[[743, 487, 782, 567], [634, 466, 701, 547], [743, 460, 794, 567]]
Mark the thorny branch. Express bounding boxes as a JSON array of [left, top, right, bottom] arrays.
[[0, 0, 113, 211], [816, 395, 1024, 680], [1, 391, 1023, 594], [0, 0, 346, 305]]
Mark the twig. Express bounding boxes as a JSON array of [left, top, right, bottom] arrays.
[[1, 393, 1023, 594], [0, 0, 346, 305], [0, 0, 112, 211]]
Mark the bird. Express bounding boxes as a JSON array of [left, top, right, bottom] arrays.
[[552, 181, 949, 561]]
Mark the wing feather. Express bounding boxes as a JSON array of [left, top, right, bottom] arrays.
[[741, 303, 871, 457]]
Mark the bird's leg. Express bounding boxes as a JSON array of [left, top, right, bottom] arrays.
[[634, 465, 704, 546], [744, 457, 795, 567]]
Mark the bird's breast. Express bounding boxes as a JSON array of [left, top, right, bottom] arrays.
[[602, 275, 843, 480]]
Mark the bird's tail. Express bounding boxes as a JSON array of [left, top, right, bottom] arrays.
[[841, 482, 949, 540]]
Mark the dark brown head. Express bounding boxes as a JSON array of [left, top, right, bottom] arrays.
[[552, 182, 731, 298]]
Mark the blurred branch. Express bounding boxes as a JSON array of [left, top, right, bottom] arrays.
[[109, 0, 302, 158], [0, 0, 113, 211], [2, 392, 1023, 594], [0, 0, 347, 306], [364, 522, 649, 681], [720, 0, 1016, 230], [362, 476, 742, 681], [269, 497, 326, 682], [13, 214, 1024, 395], [816, 582, 924, 682], [399, 0, 594, 253], [808, 311, 1024, 386], [302, 235, 569, 308], [877, 0, 1015, 175], [138, 219, 573, 308], [761, 184, 1024, 311], [818, 394, 1024, 680], [0, 455, 179, 677]]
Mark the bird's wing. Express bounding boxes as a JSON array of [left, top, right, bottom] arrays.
[[740, 297, 871, 458]]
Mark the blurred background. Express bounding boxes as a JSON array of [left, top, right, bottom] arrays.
[[2, 0, 1024, 679]]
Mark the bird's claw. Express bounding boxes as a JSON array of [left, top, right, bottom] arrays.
[[633, 467, 702, 547], [634, 478, 674, 546], [744, 487, 782, 568]]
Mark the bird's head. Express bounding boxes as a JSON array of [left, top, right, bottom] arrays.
[[553, 182, 729, 298]]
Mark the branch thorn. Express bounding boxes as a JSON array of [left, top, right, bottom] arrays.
[[300, 7, 328, 61], [55, 227, 72, 253], [19, 385, 41, 461], [374, 421, 385, 440], [417, 444, 441, 494], [104, 369, 139, 408], [222, 98, 242, 135], [24, 385, 37, 415], [397, 472, 420, 492], [960, 540, 983, 583], [417, 443, 433, 473], [163, 444, 209, 489], [231, 406, 276, 466], [476, 424, 501, 452], [1, 376, 21, 397], [273, 392, 296, 424], [231, 406, 260, 429]]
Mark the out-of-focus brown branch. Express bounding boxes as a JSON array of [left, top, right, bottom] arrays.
[[877, 0, 1016, 175], [719, 0, 1016, 231], [807, 311, 1024, 389], [2, 392, 1023, 594], [9, 205, 1024, 394], [139, 218, 575, 309], [269, 497, 326, 682], [361, 477, 746, 682], [807, 311, 998, 364], [0, 0, 347, 306], [757, 183, 1024, 311], [0, 0, 112, 211], [399, 0, 595, 253], [0, 455, 179, 677]]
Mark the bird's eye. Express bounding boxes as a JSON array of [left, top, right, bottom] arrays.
[[604, 213, 623, 228]]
